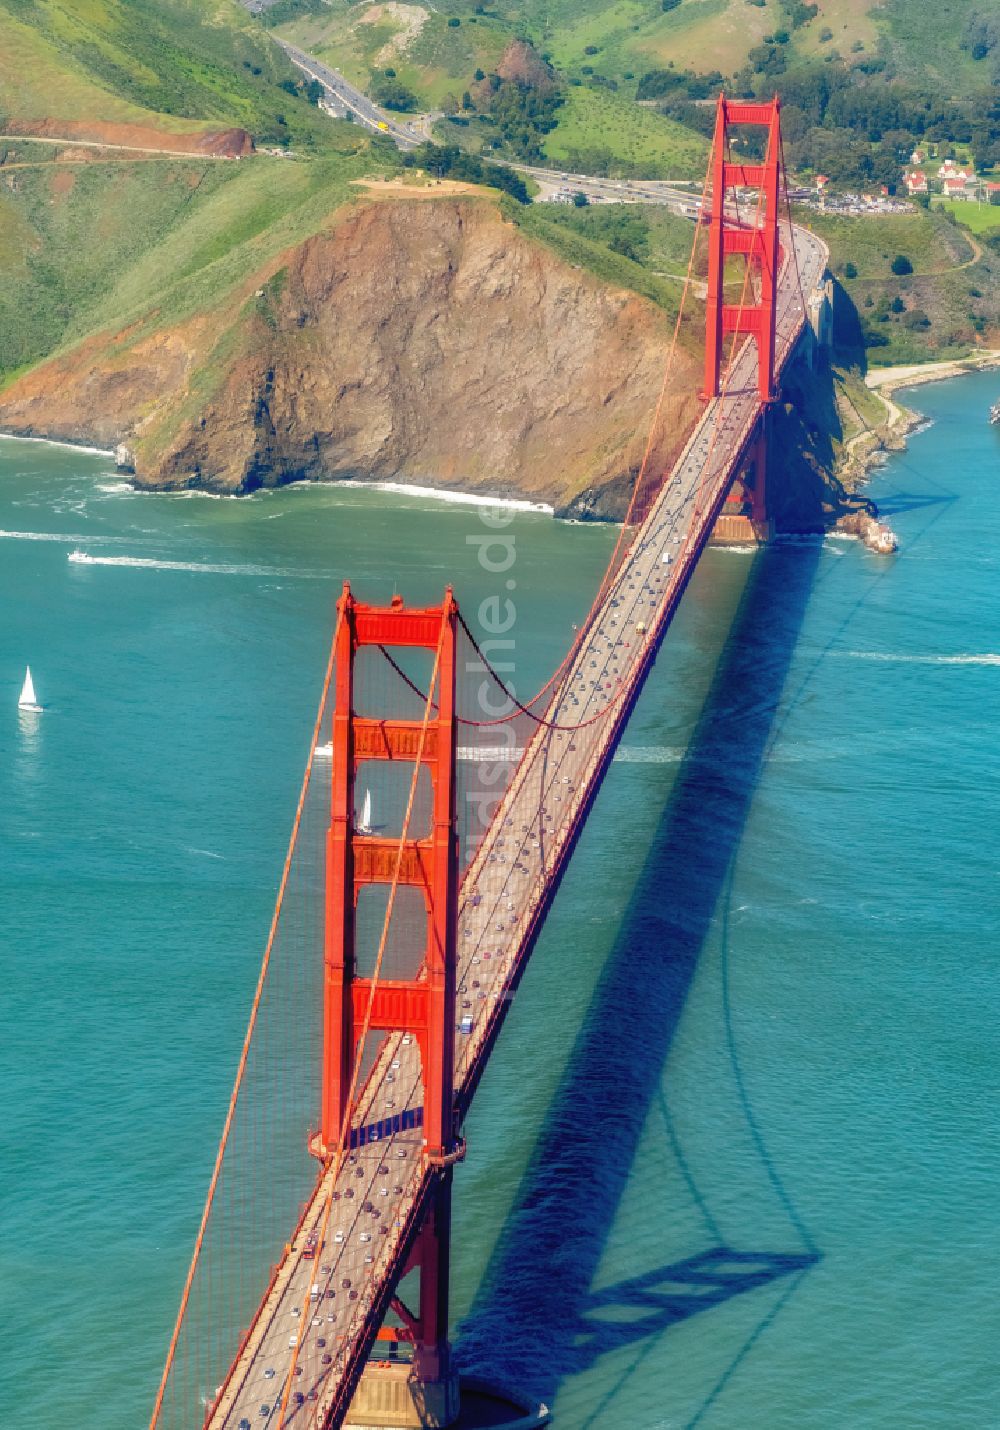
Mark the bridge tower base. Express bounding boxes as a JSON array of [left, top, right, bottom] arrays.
[[347, 1369, 548, 1429], [712, 418, 773, 545], [346, 1361, 459, 1429]]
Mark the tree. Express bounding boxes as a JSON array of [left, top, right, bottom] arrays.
[[401, 142, 530, 202], [891, 253, 913, 275], [844, 260, 858, 278], [369, 75, 419, 111], [573, 190, 589, 206]]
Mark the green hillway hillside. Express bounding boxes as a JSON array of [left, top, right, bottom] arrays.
[[268, 0, 1000, 179], [0, 0, 344, 146]]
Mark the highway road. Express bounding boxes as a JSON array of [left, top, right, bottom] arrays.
[[276, 40, 704, 213], [203, 215, 828, 1429], [276, 41, 424, 149]]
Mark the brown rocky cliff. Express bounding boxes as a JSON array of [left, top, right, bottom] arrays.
[[0, 195, 701, 517]]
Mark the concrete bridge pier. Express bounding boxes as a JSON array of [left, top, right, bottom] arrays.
[[712, 416, 774, 545], [346, 1364, 547, 1430]]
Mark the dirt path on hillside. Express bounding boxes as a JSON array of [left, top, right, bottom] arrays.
[[0, 133, 230, 159]]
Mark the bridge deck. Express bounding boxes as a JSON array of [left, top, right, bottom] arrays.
[[206, 222, 826, 1430]]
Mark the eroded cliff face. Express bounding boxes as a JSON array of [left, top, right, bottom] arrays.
[[0, 195, 702, 518]]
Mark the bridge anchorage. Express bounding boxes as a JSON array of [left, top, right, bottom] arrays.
[[151, 90, 825, 1430]]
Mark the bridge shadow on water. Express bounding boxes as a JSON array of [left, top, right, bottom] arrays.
[[455, 536, 825, 1424]]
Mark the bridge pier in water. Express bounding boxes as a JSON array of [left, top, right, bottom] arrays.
[[712, 415, 774, 545]]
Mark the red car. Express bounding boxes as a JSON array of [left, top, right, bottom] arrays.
[[303, 1233, 319, 1260]]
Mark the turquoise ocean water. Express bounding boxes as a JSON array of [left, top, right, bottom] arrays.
[[1, 370, 998, 1428]]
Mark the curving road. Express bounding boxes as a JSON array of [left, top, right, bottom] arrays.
[[277, 39, 706, 212], [202, 214, 828, 1430]]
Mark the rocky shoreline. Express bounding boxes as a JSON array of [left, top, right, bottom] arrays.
[[831, 349, 1000, 553]]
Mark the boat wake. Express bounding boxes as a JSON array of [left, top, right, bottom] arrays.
[[614, 745, 685, 763], [68, 550, 323, 578], [1, 528, 119, 544], [842, 650, 1000, 666]]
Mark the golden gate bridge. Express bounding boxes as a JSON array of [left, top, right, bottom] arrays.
[[149, 96, 828, 1430]]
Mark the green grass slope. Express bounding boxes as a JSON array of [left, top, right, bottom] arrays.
[[0, 0, 339, 148], [0, 136, 394, 385], [805, 205, 1000, 364], [540, 85, 708, 178], [429, 0, 993, 96], [0, 0, 406, 383]]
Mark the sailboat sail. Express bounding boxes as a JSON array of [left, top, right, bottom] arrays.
[[18, 666, 38, 709], [360, 789, 372, 832]]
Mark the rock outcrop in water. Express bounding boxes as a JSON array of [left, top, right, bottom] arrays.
[[0, 196, 703, 519]]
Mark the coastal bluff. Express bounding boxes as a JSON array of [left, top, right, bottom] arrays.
[[0, 196, 703, 519]]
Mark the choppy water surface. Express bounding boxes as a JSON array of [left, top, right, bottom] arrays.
[[1, 373, 998, 1428]]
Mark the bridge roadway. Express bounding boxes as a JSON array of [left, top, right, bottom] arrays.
[[206, 220, 827, 1430]]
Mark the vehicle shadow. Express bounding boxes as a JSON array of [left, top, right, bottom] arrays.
[[454, 535, 824, 1416]]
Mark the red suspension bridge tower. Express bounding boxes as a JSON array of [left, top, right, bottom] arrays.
[[318, 586, 463, 1424], [704, 94, 783, 541]]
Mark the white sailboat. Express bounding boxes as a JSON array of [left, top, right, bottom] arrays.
[[18, 665, 43, 713], [357, 788, 373, 834]]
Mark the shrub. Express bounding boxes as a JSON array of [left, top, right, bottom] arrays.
[[448, 16, 461, 26], [890, 254, 913, 275], [903, 308, 930, 328]]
